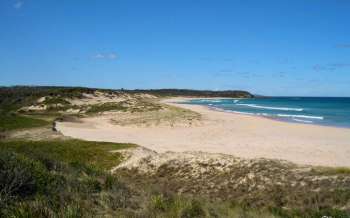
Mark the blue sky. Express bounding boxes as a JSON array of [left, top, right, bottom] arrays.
[[1, 0, 350, 96]]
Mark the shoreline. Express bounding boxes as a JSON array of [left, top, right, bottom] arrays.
[[171, 97, 350, 130], [57, 97, 350, 167]]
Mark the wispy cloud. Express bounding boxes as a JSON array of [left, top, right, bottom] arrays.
[[313, 64, 336, 72], [13, 1, 23, 9], [199, 57, 214, 62], [335, 44, 350, 48], [213, 71, 264, 79], [92, 52, 118, 60], [94, 53, 105, 59], [328, 63, 350, 68], [277, 58, 289, 64], [313, 63, 350, 72], [213, 71, 234, 78], [200, 57, 234, 62], [107, 53, 117, 59], [273, 72, 287, 78]]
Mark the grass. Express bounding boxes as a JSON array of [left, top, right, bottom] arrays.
[[42, 96, 71, 105], [0, 139, 134, 170], [0, 113, 49, 132], [86, 102, 128, 114], [0, 138, 284, 218], [0, 86, 349, 217], [1, 140, 349, 217], [86, 100, 164, 114], [312, 166, 350, 175], [0, 139, 135, 217]]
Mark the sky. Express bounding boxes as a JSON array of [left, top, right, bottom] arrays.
[[1, 0, 350, 96]]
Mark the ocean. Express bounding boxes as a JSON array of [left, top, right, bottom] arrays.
[[186, 97, 350, 128]]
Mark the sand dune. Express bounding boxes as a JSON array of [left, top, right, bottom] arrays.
[[56, 97, 350, 167]]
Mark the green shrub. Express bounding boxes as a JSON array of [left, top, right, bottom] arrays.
[[104, 174, 120, 190], [150, 194, 168, 211], [43, 97, 71, 105], [86, 102, 128, 114], [0, 151, 50, 208], [69, 161, 103, 176], [60, 202, 87, 218], [82, 178, 102, 193], [181, 199, 206, 218], [0, 151, 56, 217], [7, 199, 89, 218], [8, 200, 54, 218]]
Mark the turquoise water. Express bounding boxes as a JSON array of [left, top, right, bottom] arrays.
[[187, 97, 350, 128]]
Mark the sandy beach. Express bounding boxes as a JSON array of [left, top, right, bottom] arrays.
[[56, 97, 350, 167]]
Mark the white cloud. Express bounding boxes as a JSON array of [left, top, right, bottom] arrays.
[[108, 53, 117, 59], [336, 44, 350, 48], [92, 52, 118, 60], [13, 1, 23, 9], [94, 53, 105, 59]]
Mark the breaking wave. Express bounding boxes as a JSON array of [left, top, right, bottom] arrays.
[[236, 103, 303, 112], [292, 118, 313, 123], [277, 114, 323, 120]]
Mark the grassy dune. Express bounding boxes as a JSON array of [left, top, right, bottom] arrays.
[[0, 114, 49, 132], [1, 138, 349, 217], [0, 139, 134, 217], [0, 86, 349, 217], [0, 139, 278, 218]]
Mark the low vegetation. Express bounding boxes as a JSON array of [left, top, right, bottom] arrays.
[[0, 140, 134, 169], [312, 166, 350, 175], [0, 139, 281, 218], [128, 88, 254, 98], [0, 139, 135, 217], [112, 106, 201, 127], [1, 86, 349, 217], [87, 102, 129, 113], [0, 113, 49, 132], [116, 148, 350, 218]]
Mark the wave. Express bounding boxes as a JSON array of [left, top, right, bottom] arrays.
[[207, 105, 323, 120], [229, 110, 322, 120], [233, 100, 240, 103], [231, 111, 256, 115], [236, 103, 303, 112], [199, 99, 221, 103], [292, 118, 313, 123], [231, 111, 271, 117], [277, 114, 324, 120]]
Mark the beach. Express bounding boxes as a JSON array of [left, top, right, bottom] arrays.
[[56, 97, 350, 167]]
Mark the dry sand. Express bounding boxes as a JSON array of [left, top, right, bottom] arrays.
[[56, 97, 350, 167]]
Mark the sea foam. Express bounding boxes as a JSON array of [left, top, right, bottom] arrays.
[[236, 103, 303, 112], [277, 114, 324, 120], [292, 118, 313, 123]]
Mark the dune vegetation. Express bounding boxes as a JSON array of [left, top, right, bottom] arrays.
[[0, 86, 349, 218]]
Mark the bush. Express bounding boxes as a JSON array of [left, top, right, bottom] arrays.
[[6, 199, 89, 218], [0, 151, 50, 209], [43, 97, 71, 105], [104, 174, 120, 190], [7, 200, 54, 218], [86, 102, 128, 114], [181, 200, 206, 218], [82, 178, 102, 193], [150, 194, 168, 211]]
